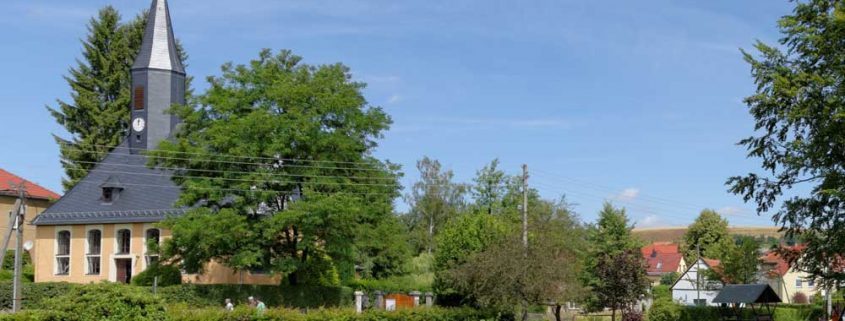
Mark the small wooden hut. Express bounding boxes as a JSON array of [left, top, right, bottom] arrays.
[[712, 284, 782, 321]]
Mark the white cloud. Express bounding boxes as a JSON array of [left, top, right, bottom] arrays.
[[717, 206, 746, 216], [639, 214, 661, 228], [429, 117, 572, 129], [615, 188, 640, 202], [387, 94, 402, 104]]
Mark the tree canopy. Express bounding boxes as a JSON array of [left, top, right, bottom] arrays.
[[404, 157, 467, 254], [727, 0, 845, 284], [680, 209, 733, 263], [153, 49, 404, 285]]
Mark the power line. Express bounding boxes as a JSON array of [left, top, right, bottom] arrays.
[[68, 179, 398, 196], [59, 143, 389, 167], [66, 160, 398, 181], [59, 148, 386, 172]]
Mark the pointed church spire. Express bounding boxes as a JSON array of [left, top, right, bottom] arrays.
[[132, 0, 184, 74]]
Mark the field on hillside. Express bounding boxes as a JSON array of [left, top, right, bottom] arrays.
[[632, 226, 782, 243]]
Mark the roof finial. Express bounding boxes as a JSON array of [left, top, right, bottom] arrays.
[[132, 0, 184, 74]]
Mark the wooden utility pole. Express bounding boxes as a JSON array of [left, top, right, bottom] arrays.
[[522, 164, 528, 252], [0, 183, 27, 312], [696, 243, 701, 305]]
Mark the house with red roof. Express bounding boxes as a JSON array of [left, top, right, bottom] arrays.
[[641, 242, 688, 285], [0, 168, 60, 261], [760, 249, 820, 303]]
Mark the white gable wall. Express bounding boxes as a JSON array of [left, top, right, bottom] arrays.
[[671, 258, 721, 306]]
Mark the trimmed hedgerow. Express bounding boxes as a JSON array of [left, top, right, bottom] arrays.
[[156, 283, 353, 308], [165, 305, 511, 321]]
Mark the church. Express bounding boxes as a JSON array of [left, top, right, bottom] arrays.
[[32, 0, 278, 285]]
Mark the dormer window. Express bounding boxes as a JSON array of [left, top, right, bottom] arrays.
[[100, 176, 124, 204], [102, 188, 114, 202]]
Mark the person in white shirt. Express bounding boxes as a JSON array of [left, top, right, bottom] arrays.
[[225, 298, 234, 311]]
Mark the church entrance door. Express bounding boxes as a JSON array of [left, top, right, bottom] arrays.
[[115, 259, 132, 284]]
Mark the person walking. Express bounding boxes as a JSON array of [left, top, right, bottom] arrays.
[[255, 297, 266, 314], [225, 298, 234, 311]]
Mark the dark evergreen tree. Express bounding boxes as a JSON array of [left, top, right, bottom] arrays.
[[48, 7, 188, 190]]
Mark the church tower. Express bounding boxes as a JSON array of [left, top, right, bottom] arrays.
[[129, 0, 185, 153]]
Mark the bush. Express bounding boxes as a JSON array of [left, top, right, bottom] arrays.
[[0, 282, 79, 310], [792, 291, 808, 304], [157, 283, 353, 308], [647, 299, 681, 321], [165, 306, 511, 321], [346, 274, 433, 293], [32, 282, 166, 320], [622, 310, 643, 321], [132, 264, 182, 286]]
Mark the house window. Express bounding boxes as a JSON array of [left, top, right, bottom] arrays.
[[134, 86, 144, 110], [807, 278, 815, 288], [86, 230, 101, 275], [693, 299, 707, 306], [796, 279, 803, 288], [145, 229, 160, 266], [117, 229, 131, 254], [56, 230, 70, 275]]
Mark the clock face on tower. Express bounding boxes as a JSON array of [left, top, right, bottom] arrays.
[[132, 118, 146, 132]]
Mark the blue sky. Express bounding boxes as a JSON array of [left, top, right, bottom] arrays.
[[0, 0, 794, 227]]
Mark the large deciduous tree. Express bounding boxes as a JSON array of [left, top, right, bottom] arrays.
[[592, 250, 649, 321], [717, 236, 762, 284], [447, 199, 586, 321], [154, 49, 402, 285], [48, 8, 187, 190], [405, 157, 467, 254], [680, 210, 733, 263], [727, 0, 845, 284], [584, 203, 646, 320]]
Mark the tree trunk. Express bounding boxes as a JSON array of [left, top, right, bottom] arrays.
[[554, 304, 562, 321], [520, 300, 529, 321], [611, 308, 616, 321]]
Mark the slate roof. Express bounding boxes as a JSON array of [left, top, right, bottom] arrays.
[[132, 0, 184, 74], [713, 284, 782, 304], [0, 168, 61, 200], [32, 141, 183, 225]]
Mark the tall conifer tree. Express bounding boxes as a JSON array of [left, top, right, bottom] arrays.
[[48, 7, 188, 190]]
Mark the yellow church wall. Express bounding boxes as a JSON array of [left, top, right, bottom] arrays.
[[34, 223, 279, 285]]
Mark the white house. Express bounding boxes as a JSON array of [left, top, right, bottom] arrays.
[[670, 258, 723, 306]]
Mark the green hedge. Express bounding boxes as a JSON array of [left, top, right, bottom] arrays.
[[0, 282, 352, 310], [156, 283, 353, 308], [674, 304, 822, 321], [165, 305, 510, 321], [0, 282, 79, 310]]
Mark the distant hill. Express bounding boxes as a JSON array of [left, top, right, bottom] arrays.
[[632, 226, 782, 243]]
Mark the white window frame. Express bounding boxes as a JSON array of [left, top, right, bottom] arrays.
[[84, 225, 103, 275], [796, 279, 803, 288], [54, 226, 71, 276], [142, 225, 161, 270], [115, 227, 132, 255]]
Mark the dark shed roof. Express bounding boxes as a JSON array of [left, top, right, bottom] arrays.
[[713, 284, 782, 304]]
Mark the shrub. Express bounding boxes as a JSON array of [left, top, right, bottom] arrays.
[[0, 282, 79, 310], [647, 299, 681, 321], [35, 282, 166, 320], [132, 264, 182, 286], [165, 306, 511, 321], [622, 310, 643, 321], [792, 291, 808, 304], [157, 283, 353, 308], [651, 285, 670, 302]]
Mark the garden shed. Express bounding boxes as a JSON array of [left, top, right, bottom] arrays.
[[712, 284, 782, 321]]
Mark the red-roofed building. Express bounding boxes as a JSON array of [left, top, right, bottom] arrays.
[[0, 168, 60, 262], [760, 249, 819, 303], [642, 242, 688, 285]]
